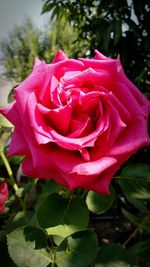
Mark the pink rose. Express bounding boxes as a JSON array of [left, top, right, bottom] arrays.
[[0, 50, 150, 194], [0, 183, 8, 212]]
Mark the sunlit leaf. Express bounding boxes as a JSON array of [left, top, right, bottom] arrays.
[[0, 129, 11, 151], [56, 230, 98, 267], [0, 115, 13, 128], [7, 227, 51, 267], [36, 193, 89, 238], [86, 186, 115, 214]]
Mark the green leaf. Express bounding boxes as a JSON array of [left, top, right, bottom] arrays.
[[86, 186, 115, 214], [7, 227, 51, 267], [125, 195, 148, 213], [114, 20, 122, 45], [36, 193, 89, 238], [0, 129, 11, 151], [95, 243, 138, 267], [129, 239, 150, 256], [56, 230, 98, 267], [0, 114, 13, 128], [122, 208, 150, 235], [0, 114, 13, 127], [36, 180, 63, 208], [7, 86, 16, 103], [119, 164, 150, 199], [7, 211, 34, 232], [103, 26, 111, 51], [52, 235, 64, 246]]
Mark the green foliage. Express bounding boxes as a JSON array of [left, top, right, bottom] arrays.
[[56, 230, 98, 267], [86, 186, 115, 214], [0, 128, 12, 151], [42, 0, 150, 93], [36, 193, 89, 238], [95, 243, 138, 267], [0, 115, 13, 128], [1, 19, 45, 81], [0, 130, 150, 266], [0, 18, 79, 82], [119, 164, 150, 199], [8, 211, 34, 232], [122, 209, 150, 235], [0, 162, 149, 266], [7, 227, 51, 267], [48, 18, 80, 58]]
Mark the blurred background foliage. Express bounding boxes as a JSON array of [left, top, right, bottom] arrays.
[[41, 0, 150, 94], [0, 0, 149, 94], [0, 18, 78, 82]]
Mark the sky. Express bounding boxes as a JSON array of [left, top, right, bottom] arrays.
[[0, 0, 50, 41]]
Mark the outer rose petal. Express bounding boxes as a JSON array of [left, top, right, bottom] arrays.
[[55, 158, 119, 194], [116, 58, 150, 115], [52, 50, 68, 63], [50, 149, 117, 193], [33, 57, 42, 70], [109, 116, 150, 156], [71, 157, 117, 176], [22, 154, 68, 188], [8, 129, 29, 156], [56, 168, 116, 194], [94, 49, 110, 60]]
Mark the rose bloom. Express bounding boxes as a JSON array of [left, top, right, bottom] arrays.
[[0, 50, 150, 194], [0, 183, 8, 212]]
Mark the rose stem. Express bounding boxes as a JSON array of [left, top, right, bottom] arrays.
[[0, 149, 26, 210]]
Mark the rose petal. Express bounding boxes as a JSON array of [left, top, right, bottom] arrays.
[[109, 116, 150, 156], [22, 151, 69, 188], [116, 57, 150, 113], [27, 91, 109, 150], [90, 98, 126, 159], [8, 129, 29, 156], [47, 104, 72, 135], [68, 115, 94, 138], [14, 61, 46, 112], [83, 165, 118, 194], [94, 49, 110, 60], [37, 100, 72, 137], [54, 155, 118, 194], [52, 50, 68, 63], [78, 58, 116, 79], [79, 148, 91, 161], [115, 82, 146, 116], [0, 102, 17, 125], [62, 67, 111, 89], [47, 59, 84, 80], [32, 57, 42, 70], [49, 76, 62, 107], [71, 156, 117, 176]]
